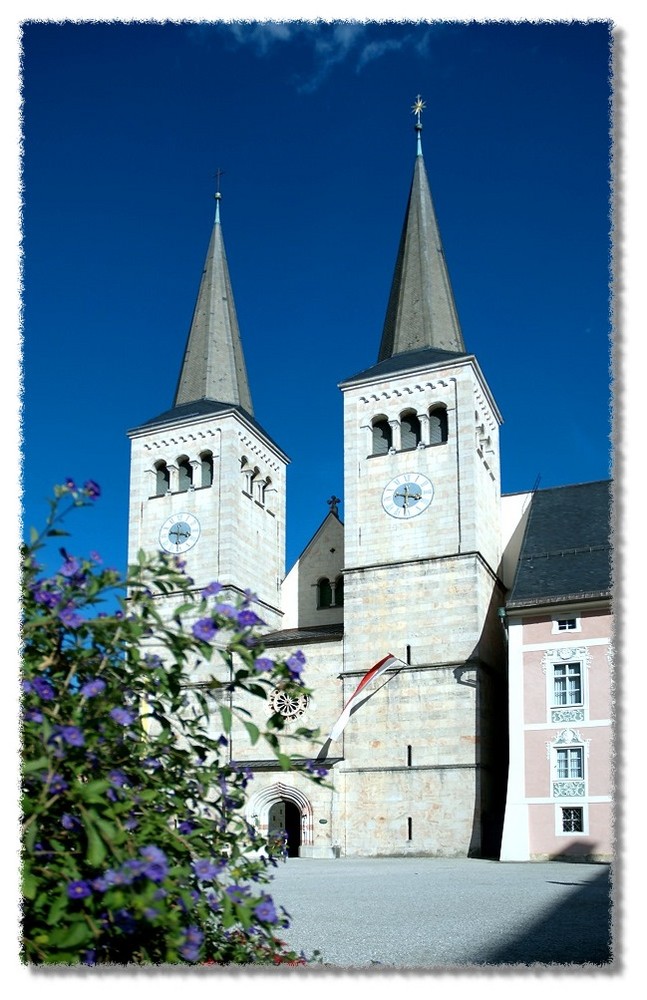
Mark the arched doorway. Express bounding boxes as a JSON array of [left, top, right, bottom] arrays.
[[247, 781, 314, 858], [268, 799, 302, 857]]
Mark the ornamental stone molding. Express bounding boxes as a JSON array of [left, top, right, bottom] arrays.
[[238, 433, 281, 472], [541, 646, 591, 673], [359, 377, 456, 406], [144, 426, 217, 451]]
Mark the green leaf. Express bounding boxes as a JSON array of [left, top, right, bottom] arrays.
[[243, 721, 260, 745], [277, 753, 292, 771], [81, 814, 107, 866], [46, 891, 69, 927], [50, 919, 93, 949], [22, 756, 50, 774], [77, 779, 111, 803], [219, 704, 232, 734], [22, 868, 37, 901]]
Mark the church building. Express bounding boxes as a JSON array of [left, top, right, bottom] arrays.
[[126, 102, 613, 863]]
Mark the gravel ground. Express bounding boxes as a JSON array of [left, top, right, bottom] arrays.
[[268, 856, 614, 970]]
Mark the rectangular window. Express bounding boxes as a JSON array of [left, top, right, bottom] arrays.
[[556, 746, 583, 779], [561, 807, 584, 833], [553, 662, 582, 706], [552, 616, 580, 633]]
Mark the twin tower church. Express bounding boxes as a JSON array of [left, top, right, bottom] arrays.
[[126, 103, 613, 862]]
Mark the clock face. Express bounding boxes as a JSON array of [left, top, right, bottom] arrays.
[[382, 473, 434, 519], [159, 512, 201, 553]]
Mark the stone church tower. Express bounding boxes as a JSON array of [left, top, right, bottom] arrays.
[[126, 191, 288, 630], [126, 101, 509, 858]]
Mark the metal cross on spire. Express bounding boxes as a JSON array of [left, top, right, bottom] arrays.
[[412, 94, 426, 155], [327, 495, 341, 516], [214, 167, 225, 221]]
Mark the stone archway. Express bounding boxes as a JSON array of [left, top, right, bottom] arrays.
[[247, 782, 314, 858]]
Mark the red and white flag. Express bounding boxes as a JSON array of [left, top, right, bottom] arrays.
[[329, 653, 404, 741]]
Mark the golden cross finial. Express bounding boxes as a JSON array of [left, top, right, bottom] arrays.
[[412, 95, 426, 129]]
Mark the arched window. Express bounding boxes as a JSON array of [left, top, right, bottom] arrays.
[[200, 451, 213, 488], [241, 456, 254, 495], [334, 575, 344, 607], [400, 409, 421, 449], [429, 405, 448, 444], [317, 578, 333, 609], [155, 461, 170, 496], [177, 456, 192, 492], [371, 416, 392, 455]]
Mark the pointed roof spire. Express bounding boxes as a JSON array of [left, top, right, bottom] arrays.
[[377, 97, 465, 363], [173, 178, 254, 415]]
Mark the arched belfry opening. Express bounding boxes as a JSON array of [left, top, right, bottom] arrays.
[[246, 782, 313, 859]]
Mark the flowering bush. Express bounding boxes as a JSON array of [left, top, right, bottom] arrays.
[[21, 481, 325, 965]]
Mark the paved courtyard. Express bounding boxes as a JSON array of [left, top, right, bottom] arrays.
[[268, 857, 614, 969]]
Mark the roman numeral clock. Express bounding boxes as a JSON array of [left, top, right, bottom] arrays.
[[381, 473, 434, 520]]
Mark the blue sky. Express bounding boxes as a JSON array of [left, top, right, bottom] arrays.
[[19, 18, 613, 580]]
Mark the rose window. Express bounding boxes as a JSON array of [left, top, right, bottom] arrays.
[[268, 687, 308, 722]]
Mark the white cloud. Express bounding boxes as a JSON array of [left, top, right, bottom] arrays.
[[216, 20, 435, 91]]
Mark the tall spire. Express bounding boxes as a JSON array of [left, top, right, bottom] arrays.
[[377, 96, 465, 362], [173, 181, 254, 415]]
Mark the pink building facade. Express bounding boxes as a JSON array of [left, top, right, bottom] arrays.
[[500, 482, 613, 862]]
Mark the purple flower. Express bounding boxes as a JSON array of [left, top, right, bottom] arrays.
[[32, 584, 61, 608], [43, 772, 68, 794], [61, 813, 80, 830], [60, 557, 81, 578], [60, 725, 85, 747], [90, 551, 102, 564], [80, 677, 106, 698], [64, 478, 77, 491], [83, 480, 101, 498], [114, 909, 136, 933], [67, 880, 92, 900], [236, 609, 264, 628], [32, 676, 55, 701], [24, 709, 44, 723], [178, 820, 194, 835], [202, 581, 223, 598], [143, 653, 163, 669], [179, 943, 201, 962], [213, 602, 236, 619], [59, 605, 84, 628], [143, 861, 168, 883], [192, 858, 222, 881], [254, 897, 278, 923], [192, 618, 217, 641], [183, 925, 204, 945], [110, 707, 136, 727], [108, 769, 129, 787], [226, 884, 250, 903], [286, 649, 306, 680], [253, 656, 274, 673], [140, 845, 167, 865]]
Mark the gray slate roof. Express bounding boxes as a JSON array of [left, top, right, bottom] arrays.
[[377, 150, 465, 362], [507, 480, 612, 609], [128, 398, 287, 459], [262, 623, 344, 647], [173, 203, 254, 414], [340, 345, 468, 387]]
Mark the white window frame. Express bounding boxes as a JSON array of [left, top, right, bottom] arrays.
[[552, 660, 584, 709], [554, 803, 589, 837], [552, 616, 581, 634]]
